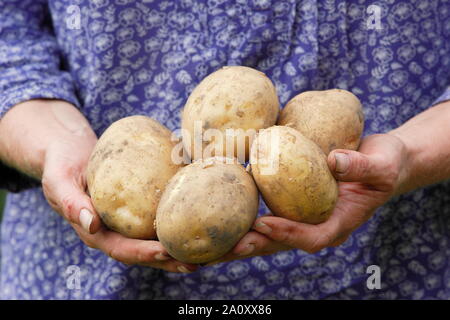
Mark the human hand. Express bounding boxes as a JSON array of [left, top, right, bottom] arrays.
[[2, 100, 197, 273], [208, 133, 408, 264], [43, 137, 193, 273]]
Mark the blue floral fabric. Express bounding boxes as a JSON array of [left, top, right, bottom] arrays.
[[1, 0, 450, 299]]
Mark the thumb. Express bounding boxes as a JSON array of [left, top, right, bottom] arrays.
[[327, 149, 379, 183]]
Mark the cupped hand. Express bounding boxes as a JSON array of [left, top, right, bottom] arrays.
[[39, 103, 196, 273], [208, 133, 408, 264]]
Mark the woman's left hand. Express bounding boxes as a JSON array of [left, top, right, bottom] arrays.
[[207, 133, 409, 265]]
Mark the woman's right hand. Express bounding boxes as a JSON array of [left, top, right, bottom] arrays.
[[0, 99, 197, 273]]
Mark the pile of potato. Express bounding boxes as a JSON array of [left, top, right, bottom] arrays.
[[86, 66, 364, 264]]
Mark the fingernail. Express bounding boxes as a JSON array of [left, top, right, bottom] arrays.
[[177, 265, 192, 273], [154, 252, 171, 261], [79, 208, 93, 233], [253, 221, 272, 234], [335, 153, 349, 173], [236, 243, 255, 256]]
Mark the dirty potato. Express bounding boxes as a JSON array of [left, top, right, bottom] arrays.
[[182, 66, 279, 162], [250, 126, 338, 224], [86, 116, 181, 239], [156, 157, 259, 264], [278, 89, 364, 155]]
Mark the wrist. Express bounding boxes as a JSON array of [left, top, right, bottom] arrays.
[[0, 100, 47, 179], [386, 130, 414, 195], [0, 99, 96, 180]]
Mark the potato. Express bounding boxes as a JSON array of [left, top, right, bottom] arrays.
[[182, 66, 279, 162], [156, 157, 259, 264], [86, 116, 182, 239], [250, 126, 338, 224], [278, 89, 364, 155]]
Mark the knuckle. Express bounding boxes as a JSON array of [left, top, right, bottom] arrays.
[[59, 165, 77, 179], [136, 248, 154, 263], [106, 246, 120, 262], [356, 154, 371, 177], [276, 224, 298, 247], [61, 195, 77, 221], [105, 242, 137, 266]]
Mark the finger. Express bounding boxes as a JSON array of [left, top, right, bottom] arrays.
[[205, 231, 291, 266], [251, 215, 342, 254], [231, 231, 291, 256], [327, 149, 379, 183], [42, 171, 101, 234], [328, 148, 399, 193], [72, 223, 198, 273]]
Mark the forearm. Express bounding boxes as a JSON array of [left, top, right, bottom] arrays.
[[0, 99, 96, 180], [389, 100, 450, 194]]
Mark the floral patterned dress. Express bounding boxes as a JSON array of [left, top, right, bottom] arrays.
[[1, 0, 450, 299]]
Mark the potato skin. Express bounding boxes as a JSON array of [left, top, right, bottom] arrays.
[[86, 116, 181, 239], [182, 66, 279, 162], [250, 126, 338, 224], [156, 158, 259, 264], [278, 89, 364, 155]]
